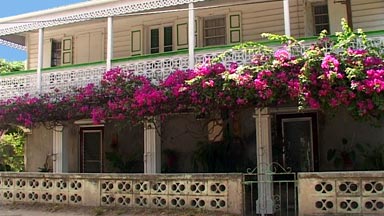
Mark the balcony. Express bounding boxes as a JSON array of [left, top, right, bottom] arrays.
[[0, 31, 383, 101]]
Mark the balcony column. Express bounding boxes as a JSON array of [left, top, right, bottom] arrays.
[[52, 125, 68, 173], [188, 2, 195, 69], [107, 16, 114, 71], [37, 28, 44, 94], [143, 118, 161, 173], [283, 0, 291, 36], [254, 108, 274, 215]]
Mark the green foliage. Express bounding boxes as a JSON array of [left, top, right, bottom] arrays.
[[105, 151, 141, 173], [0, 129, 25, 171], [356, 142, 384, 170], [0, 58, 24, 74]]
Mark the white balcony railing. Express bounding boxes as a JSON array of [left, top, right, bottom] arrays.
[[0, 33, 383, 101], [0, 47, 251, 100]]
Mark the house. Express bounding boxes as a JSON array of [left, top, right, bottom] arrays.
[[0, 0, 383, 215]]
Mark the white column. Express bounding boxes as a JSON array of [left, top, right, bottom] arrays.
[[107, 16, 113, 71], [144, 118, 161, 173], [254, 108, 274, 215], [52, 125, 68, 173], [283, 0, 291, 36], [188, 2, 195, 69], [37, 28, 44, 94]]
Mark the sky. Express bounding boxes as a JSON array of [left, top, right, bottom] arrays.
[[0, 0, 87, 62]]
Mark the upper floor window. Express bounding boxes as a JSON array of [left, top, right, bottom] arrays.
[[313, 4, 330, 35], [203, 16, 226, 46], [150, 26, 173, 54], [51, 40, 62, 67]]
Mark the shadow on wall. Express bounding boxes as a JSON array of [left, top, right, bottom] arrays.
[[327, 137, 384, 171]]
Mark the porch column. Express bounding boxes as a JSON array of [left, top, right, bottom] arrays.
[[144, 118, 161, 173], [52, 125, 68, 173], [188, 2, 195, 69], [107, 16, 113, 71], [254, 108, 274, 215], [283, 0, 291, 36], [37, 28, 44, 94]]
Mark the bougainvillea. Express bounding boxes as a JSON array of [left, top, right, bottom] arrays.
[[0, 20, 383, 128]]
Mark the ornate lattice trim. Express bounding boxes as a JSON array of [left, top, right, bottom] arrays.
[[0, 39, 26, 50], [0, 0, 204, 37]]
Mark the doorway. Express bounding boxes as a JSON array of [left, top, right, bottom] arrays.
[[275, 113, 319, 172], [80, 127, 103, 173]]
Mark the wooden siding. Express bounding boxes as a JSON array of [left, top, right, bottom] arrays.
[[27, 20, 107, 69], [25, 0, 384, 69], [25, 0, 307, 69], [351, 0, 384, 31]]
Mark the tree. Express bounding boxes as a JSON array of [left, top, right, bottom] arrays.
[[0, 58, 24, 73], [0, 128, 25, 171], [0, 58, 26, 171]]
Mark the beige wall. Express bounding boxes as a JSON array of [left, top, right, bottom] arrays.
[[161, 110, 256, 173], [25, 126, 53, 172], [63, 123, 80, 172], [327, 0, 348, 34], [24, 0, 384, 70], [319, 110, 384, 171], [161, 114, 207, 172], [103, 123, 144, 173], [25, 0, 306, 70], [351, 0, 384, 31], [27, 19, 107, 69], [25, 121, 144, 173]]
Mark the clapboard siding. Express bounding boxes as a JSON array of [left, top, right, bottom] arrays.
[[27, 20, 106, 69], [351, 0, 384, 31], [26, 0, 307, 69]]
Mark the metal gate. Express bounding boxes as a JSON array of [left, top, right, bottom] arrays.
[[243, 163, 298, 216]]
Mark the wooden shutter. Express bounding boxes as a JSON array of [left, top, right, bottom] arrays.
[[90, 31, 104, 62], [195, 17, 200, 47], [227, 12, 242, 44], [61, 36, 73, 65], [75, 33, 90, 64], [43, 39, 52, 68], [131, 26, 143, 56], [174, 19, 188, 50]]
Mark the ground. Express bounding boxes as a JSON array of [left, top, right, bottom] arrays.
[[0, 203, 238, 216]]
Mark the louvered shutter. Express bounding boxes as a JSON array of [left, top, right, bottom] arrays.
[[227, 12, 242, 44], [61, 36, 73, 65], [131, 26, 143, 56]]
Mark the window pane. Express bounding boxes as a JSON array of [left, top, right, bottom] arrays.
[[164, 26, 173, 52], [151, 28, 159, 54], [204, 17, 226, 46], [51, 40, 61, 67], [313, 4, 330, 35]]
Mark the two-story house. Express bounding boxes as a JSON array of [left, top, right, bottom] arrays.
[[0, 0, 383, 215]]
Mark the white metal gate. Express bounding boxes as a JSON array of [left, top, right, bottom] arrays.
[[243, 163, 298, 216]]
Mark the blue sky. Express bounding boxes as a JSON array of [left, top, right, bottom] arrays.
[[0, 0, 87, 62]]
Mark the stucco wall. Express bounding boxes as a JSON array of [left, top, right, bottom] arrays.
[[319, 110, 384, 171], [103, 123, 144, 173], [161, 110, 256, 173], [25, 126, 53, 172], [63, 123, 80, 173]]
